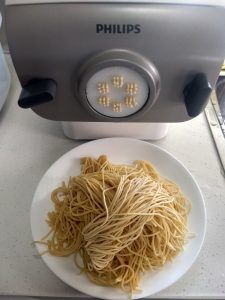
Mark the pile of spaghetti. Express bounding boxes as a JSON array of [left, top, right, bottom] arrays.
[[39, 155, 190, 294]]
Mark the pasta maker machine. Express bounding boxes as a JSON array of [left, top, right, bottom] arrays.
[[5, 0, 225, 139]]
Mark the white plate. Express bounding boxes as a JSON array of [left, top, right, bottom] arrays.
[[31, 138, 206, 300]]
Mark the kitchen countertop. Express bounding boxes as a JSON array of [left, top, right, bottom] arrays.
[[1, 56, 225, 299]]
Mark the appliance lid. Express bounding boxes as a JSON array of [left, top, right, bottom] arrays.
[[5, 0, 225, 6]]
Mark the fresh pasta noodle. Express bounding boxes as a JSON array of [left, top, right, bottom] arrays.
[[38, 155, 190, 294]]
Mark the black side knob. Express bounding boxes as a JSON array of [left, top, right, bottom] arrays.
[[18, 79, 57, 109], [183, 73, 212, 117]]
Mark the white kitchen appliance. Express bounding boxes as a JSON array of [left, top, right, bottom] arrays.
[[5, 0, 225, 139]]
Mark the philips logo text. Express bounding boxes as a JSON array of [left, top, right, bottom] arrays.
[[96, 24, 141, 34]]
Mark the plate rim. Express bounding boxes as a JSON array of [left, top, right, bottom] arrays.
[[30, 137, 207, 299]]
